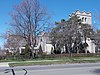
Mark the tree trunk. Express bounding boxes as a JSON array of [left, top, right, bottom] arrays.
[[65, 44, 68, 53]]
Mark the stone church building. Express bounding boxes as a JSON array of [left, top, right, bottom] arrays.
[[5, 10, 96, 54], [71, 10, 95, 53], [34, 10, 96, 54]]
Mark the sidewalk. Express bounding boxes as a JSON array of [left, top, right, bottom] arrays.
[[74, 58, 100, 60], [0, 62, 9, 67], [0, 60, 61, 67]]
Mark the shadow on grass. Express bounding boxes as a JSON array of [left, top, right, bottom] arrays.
[[93, 69, 100, 75]]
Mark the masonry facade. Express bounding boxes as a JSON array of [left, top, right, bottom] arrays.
[[71, 10, 95, 53]]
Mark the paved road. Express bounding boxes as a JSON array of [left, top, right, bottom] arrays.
[[0, 63, 100, 75]]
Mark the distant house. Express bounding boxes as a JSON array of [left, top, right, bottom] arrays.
[[35, 32, 53, 54], [5, 31, 53, 54], [5, 32, 27, 54], [0, 50, 6, 59]]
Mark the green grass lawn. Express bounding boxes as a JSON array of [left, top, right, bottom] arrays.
[[7, 56, 100, 67]]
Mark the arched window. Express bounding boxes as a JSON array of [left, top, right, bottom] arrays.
[[41, 39, 42, 42], [82, 17, 84, 22], [85, 18, 87, 22]]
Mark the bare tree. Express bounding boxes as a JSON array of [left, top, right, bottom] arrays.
[[10, 0, 50, 57], [5, 31, 23, 54]]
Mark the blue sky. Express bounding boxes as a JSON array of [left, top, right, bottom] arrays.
[[0, 0, 100, 48]]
